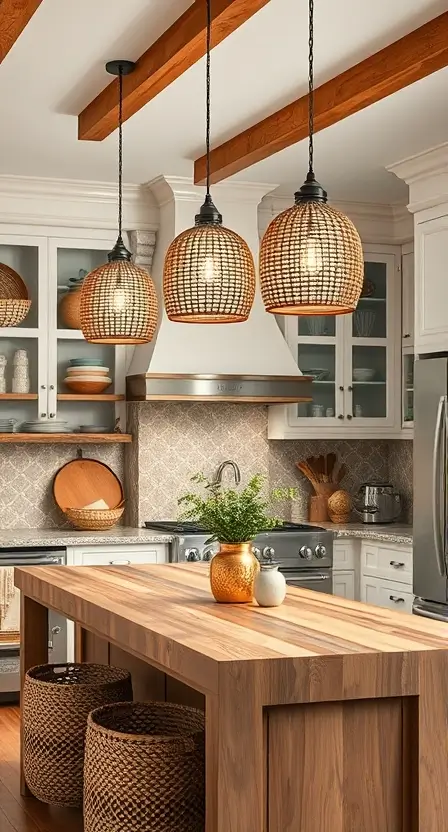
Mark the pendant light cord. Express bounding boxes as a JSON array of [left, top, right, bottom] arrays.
[[206, 0, 211, 196], [308, 0, 314, 176], [118, 67, 124, 240]]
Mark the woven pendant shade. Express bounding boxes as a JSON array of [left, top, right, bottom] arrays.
[[163, 220, 255, 323], [259, 198, 364, 315], [80, 254, 158, 345]]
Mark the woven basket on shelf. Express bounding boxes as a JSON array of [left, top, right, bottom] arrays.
[[63, 505, 124, 530], [84, 701, 205, 832], [0, 263, 28, 299], [0, 299, 31, 327], [23, 663, 133, 808], [59, 288, 82, 329]]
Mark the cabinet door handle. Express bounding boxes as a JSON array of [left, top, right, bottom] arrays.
[[403, 333, 411, 339], [390, 560, 405, 569], [49, 413, 56, 418], [49, 384, 55, 390], [347, 414, 353, 420], [41, 412, 47, 418], [389, 595, 405, 603], [348, 385, 353, 392], [339, 386, 344, 391], [109, 559, 131, 565], [338, 414, 344, 420], [41, 384, 46, 390]]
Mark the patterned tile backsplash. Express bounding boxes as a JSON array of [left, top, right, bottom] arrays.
[[130, 403, 413, 525], [0, 405, 413, 529], [0, 444, 124, 528]]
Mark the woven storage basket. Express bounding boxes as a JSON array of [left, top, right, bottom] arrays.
[[0, 263, 28, 299], [0, 298, 31, 327], [23, 663, 132, 808], [59, 288, 82, 329], [84, 701, 205, 832], [63, 505, 124, 530]]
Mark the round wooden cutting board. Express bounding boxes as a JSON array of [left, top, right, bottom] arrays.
[[53, 458, 123, 510]]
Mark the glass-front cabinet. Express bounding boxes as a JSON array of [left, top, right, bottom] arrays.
[[272, 247, 401, 438], [0, 232, 128, 441], [402, 349, 414, 430]]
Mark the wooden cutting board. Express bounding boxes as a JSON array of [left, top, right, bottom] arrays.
[[53, 458, 123, 510]]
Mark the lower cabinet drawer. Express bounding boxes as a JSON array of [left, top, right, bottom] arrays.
[[361, 541, 412, 584], [79, 549, 159, 566], [360, 575, 413, 614]]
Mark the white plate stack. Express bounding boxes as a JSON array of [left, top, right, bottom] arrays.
[[21, 420, 72, 434], [12, 350, 30, 394], [0, 418, 18, 433]]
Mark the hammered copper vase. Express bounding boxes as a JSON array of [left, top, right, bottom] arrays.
[[210, 542, 260, 603]]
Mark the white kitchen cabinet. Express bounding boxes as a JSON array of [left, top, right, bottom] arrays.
[[0, 231, 128, 435], [360, 540, 412, 585], [333, 570, 356, 600], [360, 576, 413, 614], [268, 246, 402, 439], [401, 245, 414, 347], [70, 543, 168, 566], [415, 214, 448, 354]]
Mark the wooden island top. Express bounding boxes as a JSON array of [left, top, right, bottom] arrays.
[[15, 562, 448, 831]]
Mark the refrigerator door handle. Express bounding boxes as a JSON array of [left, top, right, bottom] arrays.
[[432, 395, 447, 577]]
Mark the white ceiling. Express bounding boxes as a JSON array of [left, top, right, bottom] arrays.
[[0, 0, 447, 204]]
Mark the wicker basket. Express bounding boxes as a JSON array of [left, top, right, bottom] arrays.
[[0, 298, 31, 327], [84, 701, 205, 832], [0, 263, 28, 299], [63, 505, 124, 530], [23, 663, 133, 808]]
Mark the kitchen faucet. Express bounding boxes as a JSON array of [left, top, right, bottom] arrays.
[[213, 460, 241, 487]]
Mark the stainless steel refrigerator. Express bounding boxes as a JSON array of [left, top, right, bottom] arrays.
[[413, 355, 448, 621]]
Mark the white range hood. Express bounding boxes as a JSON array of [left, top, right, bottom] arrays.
[[126, 177, 312, 404]]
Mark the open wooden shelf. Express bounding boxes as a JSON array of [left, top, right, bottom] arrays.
[[0, 393, 38, 400], [0, 433, 132, 443], [57, 394, 125, 401]]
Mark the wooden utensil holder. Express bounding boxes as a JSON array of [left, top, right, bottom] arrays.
[[308, 495, 330, 523]]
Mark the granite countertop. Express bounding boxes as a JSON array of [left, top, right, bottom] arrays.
[[313, 522, 413, 546], [0, 528, 173, 549]]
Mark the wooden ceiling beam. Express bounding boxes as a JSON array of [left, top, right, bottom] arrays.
[[0, 0, 43, 64], [194, 11, 448, 184], [78, 0, 271, 142]]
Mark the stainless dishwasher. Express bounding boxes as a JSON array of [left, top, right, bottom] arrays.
[[0, 548, 68, 700]]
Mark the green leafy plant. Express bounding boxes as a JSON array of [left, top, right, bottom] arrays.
[[178, 472, 296, 543]]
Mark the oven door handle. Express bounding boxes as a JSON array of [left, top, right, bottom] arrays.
[[286, 574, 329, 584]]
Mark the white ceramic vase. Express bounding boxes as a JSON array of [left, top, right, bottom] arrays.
[[253, 563, 286, 607]]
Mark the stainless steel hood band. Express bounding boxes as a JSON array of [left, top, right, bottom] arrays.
[[126, 374, 313, 403]]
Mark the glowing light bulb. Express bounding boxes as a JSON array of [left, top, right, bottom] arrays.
[[301, 239, 323, 277], [111, 285, 127, 314], [200, 255, 218, 284]]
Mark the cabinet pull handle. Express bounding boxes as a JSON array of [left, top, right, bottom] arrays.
[[389, 595, 405, 603], [109, 559, 131, 565], [347, 414, 352, 420], [339, 386, 344, 391], [41, 412, 47, 418], [41, 384, 46, 390], [403, 333, 411, 339], [390, 560, 405, 568], [338, 414, 344, 420], [348, 385, 353, 392], [49, 384, 55, 390]]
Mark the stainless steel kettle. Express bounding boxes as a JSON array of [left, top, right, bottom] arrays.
[[354, 482, 401, 524]]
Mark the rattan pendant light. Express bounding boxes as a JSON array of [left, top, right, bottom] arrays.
[[80, 61, 158, 344], [163, 0, 255, 324], [259, 0, 364, 316]]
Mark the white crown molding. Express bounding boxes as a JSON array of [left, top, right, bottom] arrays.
[[129, 230, 157, 271], [388, 143, 448, 214], [0, 175, 158, 230], [147, 175, 277, 208], [259, 194, 412, 244]]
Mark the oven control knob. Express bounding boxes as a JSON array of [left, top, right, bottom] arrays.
[[262, 546, 275, 561], [299, 545, 313, 561], [202, 547, 214, 563], [252, 546, 261, 559], [314, 544, 326, 559], [185, 548, 201, 562]]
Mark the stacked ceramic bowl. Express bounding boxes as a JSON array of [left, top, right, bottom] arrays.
[[64, 359, 112, 394]]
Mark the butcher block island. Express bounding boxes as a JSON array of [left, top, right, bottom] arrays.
[[14, 563, 448, 832]]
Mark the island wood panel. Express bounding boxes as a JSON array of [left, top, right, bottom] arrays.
[[268, 697, 410, 831], [15, 564, 448, 831]]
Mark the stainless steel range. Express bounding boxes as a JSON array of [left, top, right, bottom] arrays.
[[144, 521, 334, 594]]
